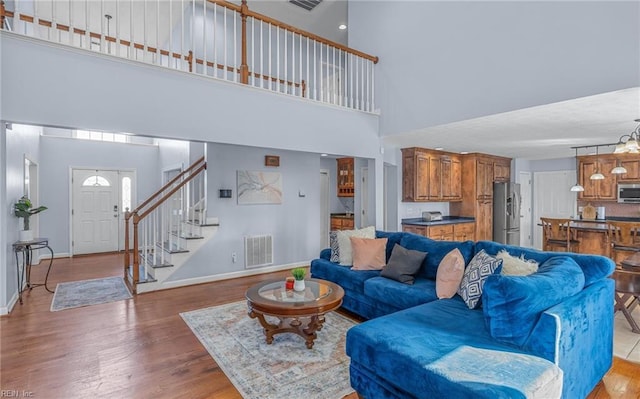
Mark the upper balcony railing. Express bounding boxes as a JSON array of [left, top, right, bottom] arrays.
[[0, 0, 378, 112]]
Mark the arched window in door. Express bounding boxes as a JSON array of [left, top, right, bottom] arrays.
[[82, 175, 111, 187]]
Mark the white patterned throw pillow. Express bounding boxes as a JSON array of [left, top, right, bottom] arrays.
[[337, 226, 376, 266], [457, 250, 503, 309], [329, 231, 340, 263]]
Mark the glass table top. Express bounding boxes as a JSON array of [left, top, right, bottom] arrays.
[[258, 280, 333, 304]]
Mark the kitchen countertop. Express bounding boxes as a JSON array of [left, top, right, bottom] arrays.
[[401, 216, 475, 226], [538, 217, 640, 232], [330, 213, 354, 219]]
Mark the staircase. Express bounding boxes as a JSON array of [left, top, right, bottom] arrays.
[[124, 156, 212, 294]]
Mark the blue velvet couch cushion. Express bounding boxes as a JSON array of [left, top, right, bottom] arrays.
[[482, 256, 585, 347], [476, 241, 614, 287], [376, 230, 405, 262], [364, 276, 438, 311], [346, 297, 527, 398], [399, 234, 475, 279], [310, 258, 380, 294]]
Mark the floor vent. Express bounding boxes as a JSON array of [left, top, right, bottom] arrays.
[[289, 0, 322, 12], [244, 234, 273, 269]]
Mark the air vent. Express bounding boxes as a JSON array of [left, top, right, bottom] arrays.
[[289, 0, 322, 12], [244, 234, 274, 269]]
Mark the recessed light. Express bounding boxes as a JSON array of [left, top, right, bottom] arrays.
[[460, 151, 469, 155], [321, 153, 328, 157], [338, 24, 347, 30], [435, 147, 444, 151]]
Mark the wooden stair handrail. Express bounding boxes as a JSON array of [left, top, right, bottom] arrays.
[[137, 163, 207, 221], [129, 156, 205, 217]]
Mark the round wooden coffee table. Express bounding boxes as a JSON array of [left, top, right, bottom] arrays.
[[245, 278, 344, 349]]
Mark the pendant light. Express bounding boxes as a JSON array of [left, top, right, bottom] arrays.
[[590, 146, 605, 180], [611, 161, 628, 175], [570, 147, 585, 192]]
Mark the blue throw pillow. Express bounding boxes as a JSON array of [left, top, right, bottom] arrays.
[[482, 256, 586, 347], [457, 249, 503, 309]]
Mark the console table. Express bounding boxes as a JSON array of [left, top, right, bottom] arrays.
[[13, 237, 54, 304]]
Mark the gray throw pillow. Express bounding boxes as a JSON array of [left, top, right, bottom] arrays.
[[380, 244, 427, 284]]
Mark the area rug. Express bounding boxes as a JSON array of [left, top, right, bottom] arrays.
[[180, 301, 356, 399], [50, 276, 132, 312]]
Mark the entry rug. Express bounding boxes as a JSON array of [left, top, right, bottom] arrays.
[[180, 301, 356, 399], [50, 276, 132, 312]]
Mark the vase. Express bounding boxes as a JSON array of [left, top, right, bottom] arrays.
[[19, 230, 33, 242], [293, 279, 305, 292]]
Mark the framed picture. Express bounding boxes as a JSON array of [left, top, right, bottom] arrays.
[[265, 155, 280, 167], [237, 171, 283, 205]]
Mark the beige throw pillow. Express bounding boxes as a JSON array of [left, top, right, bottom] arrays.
[[337, 226, 376, 265], [350, 237, 388, 270], [496, 250, 539, 276], [435, 248, 465, 299]]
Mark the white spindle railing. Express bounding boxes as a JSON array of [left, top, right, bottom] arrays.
[[1, 0, 377, 113]]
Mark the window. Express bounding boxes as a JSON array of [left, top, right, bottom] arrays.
[[82, 176, 111, 187], [122, 177, 132, 212], [74, 130, 130, 143]]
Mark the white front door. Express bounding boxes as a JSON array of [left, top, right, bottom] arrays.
[[72, 169, 119, 255]]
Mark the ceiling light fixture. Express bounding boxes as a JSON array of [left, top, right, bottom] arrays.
[[613, 119, 640, 154], [338, 24, 347, 30], [590, 146, 605, 180], [570, 147, 585, 192]]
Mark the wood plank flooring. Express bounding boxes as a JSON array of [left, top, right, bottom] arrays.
[[1, 253, 639, 399]]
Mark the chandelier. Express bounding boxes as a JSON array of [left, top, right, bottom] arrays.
[[613, 119, 640, 154]]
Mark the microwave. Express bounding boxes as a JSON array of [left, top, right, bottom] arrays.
[[618, 184, 640, 203]]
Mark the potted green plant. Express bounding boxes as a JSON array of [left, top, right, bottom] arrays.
[[291, 267, 306, 291], [14, 195, 47, 242]]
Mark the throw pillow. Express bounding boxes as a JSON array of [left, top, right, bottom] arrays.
[[329, 231, 340, 263], [457, 250, 503, 309], [350, 237, 388, 271], [435, 248, 465, 299], [496, 250, 539, 276], [337, 226, 376, 265], [482, 256, 585, 347], [380, 244, 427, 284]]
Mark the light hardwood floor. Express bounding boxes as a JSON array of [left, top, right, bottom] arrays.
[[1, 253, 638, 399]]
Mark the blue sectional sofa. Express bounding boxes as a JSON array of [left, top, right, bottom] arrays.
[[310, 232, 616, 399]]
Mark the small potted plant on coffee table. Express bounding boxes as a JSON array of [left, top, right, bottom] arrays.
[[291, 267, 306, 291]]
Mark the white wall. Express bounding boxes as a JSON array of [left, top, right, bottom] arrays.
[[157, 138, 191, 173], [0, 32, 381, 159], [3, 124, 41, 311], [39, 135, 161, 255], [349, 1, 640, 136], [167, 143, 321, 281]]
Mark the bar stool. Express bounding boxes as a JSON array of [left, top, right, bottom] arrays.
[[613, 269, 640, 334], [606, 221, 640, 266], [540, 218, 579, 252]]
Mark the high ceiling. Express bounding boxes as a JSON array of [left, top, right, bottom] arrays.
[[382, 87, 640, 160]]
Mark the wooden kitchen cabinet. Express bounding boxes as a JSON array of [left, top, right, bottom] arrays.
[[331, 216, 354, 231], [493, 160, 511, 182], [577, 156, 617, 201], [402, 224, 427, 236], [453, 222, 475, 242], [337, 158, 354, 197], [427, 224, 454, 241], [401, 148, 462, 202], [449, 153, 511, 242], [618, 159, 640, 181]]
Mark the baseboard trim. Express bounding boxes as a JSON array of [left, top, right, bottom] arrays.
[[37, 252, 70, 263], [146, 261, 310, 292], [0, 291, 19, 316]]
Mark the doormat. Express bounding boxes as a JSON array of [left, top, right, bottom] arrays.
[[180, 301, 356, 399], [50, 276, 132, 312]]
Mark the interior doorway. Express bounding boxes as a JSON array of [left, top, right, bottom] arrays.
[[532, 170, 576, 249], [71, 169, 136, 255], [361, 167, 369, 228]]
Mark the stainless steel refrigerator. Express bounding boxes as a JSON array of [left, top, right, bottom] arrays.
[[493, 182, 521, 246]]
